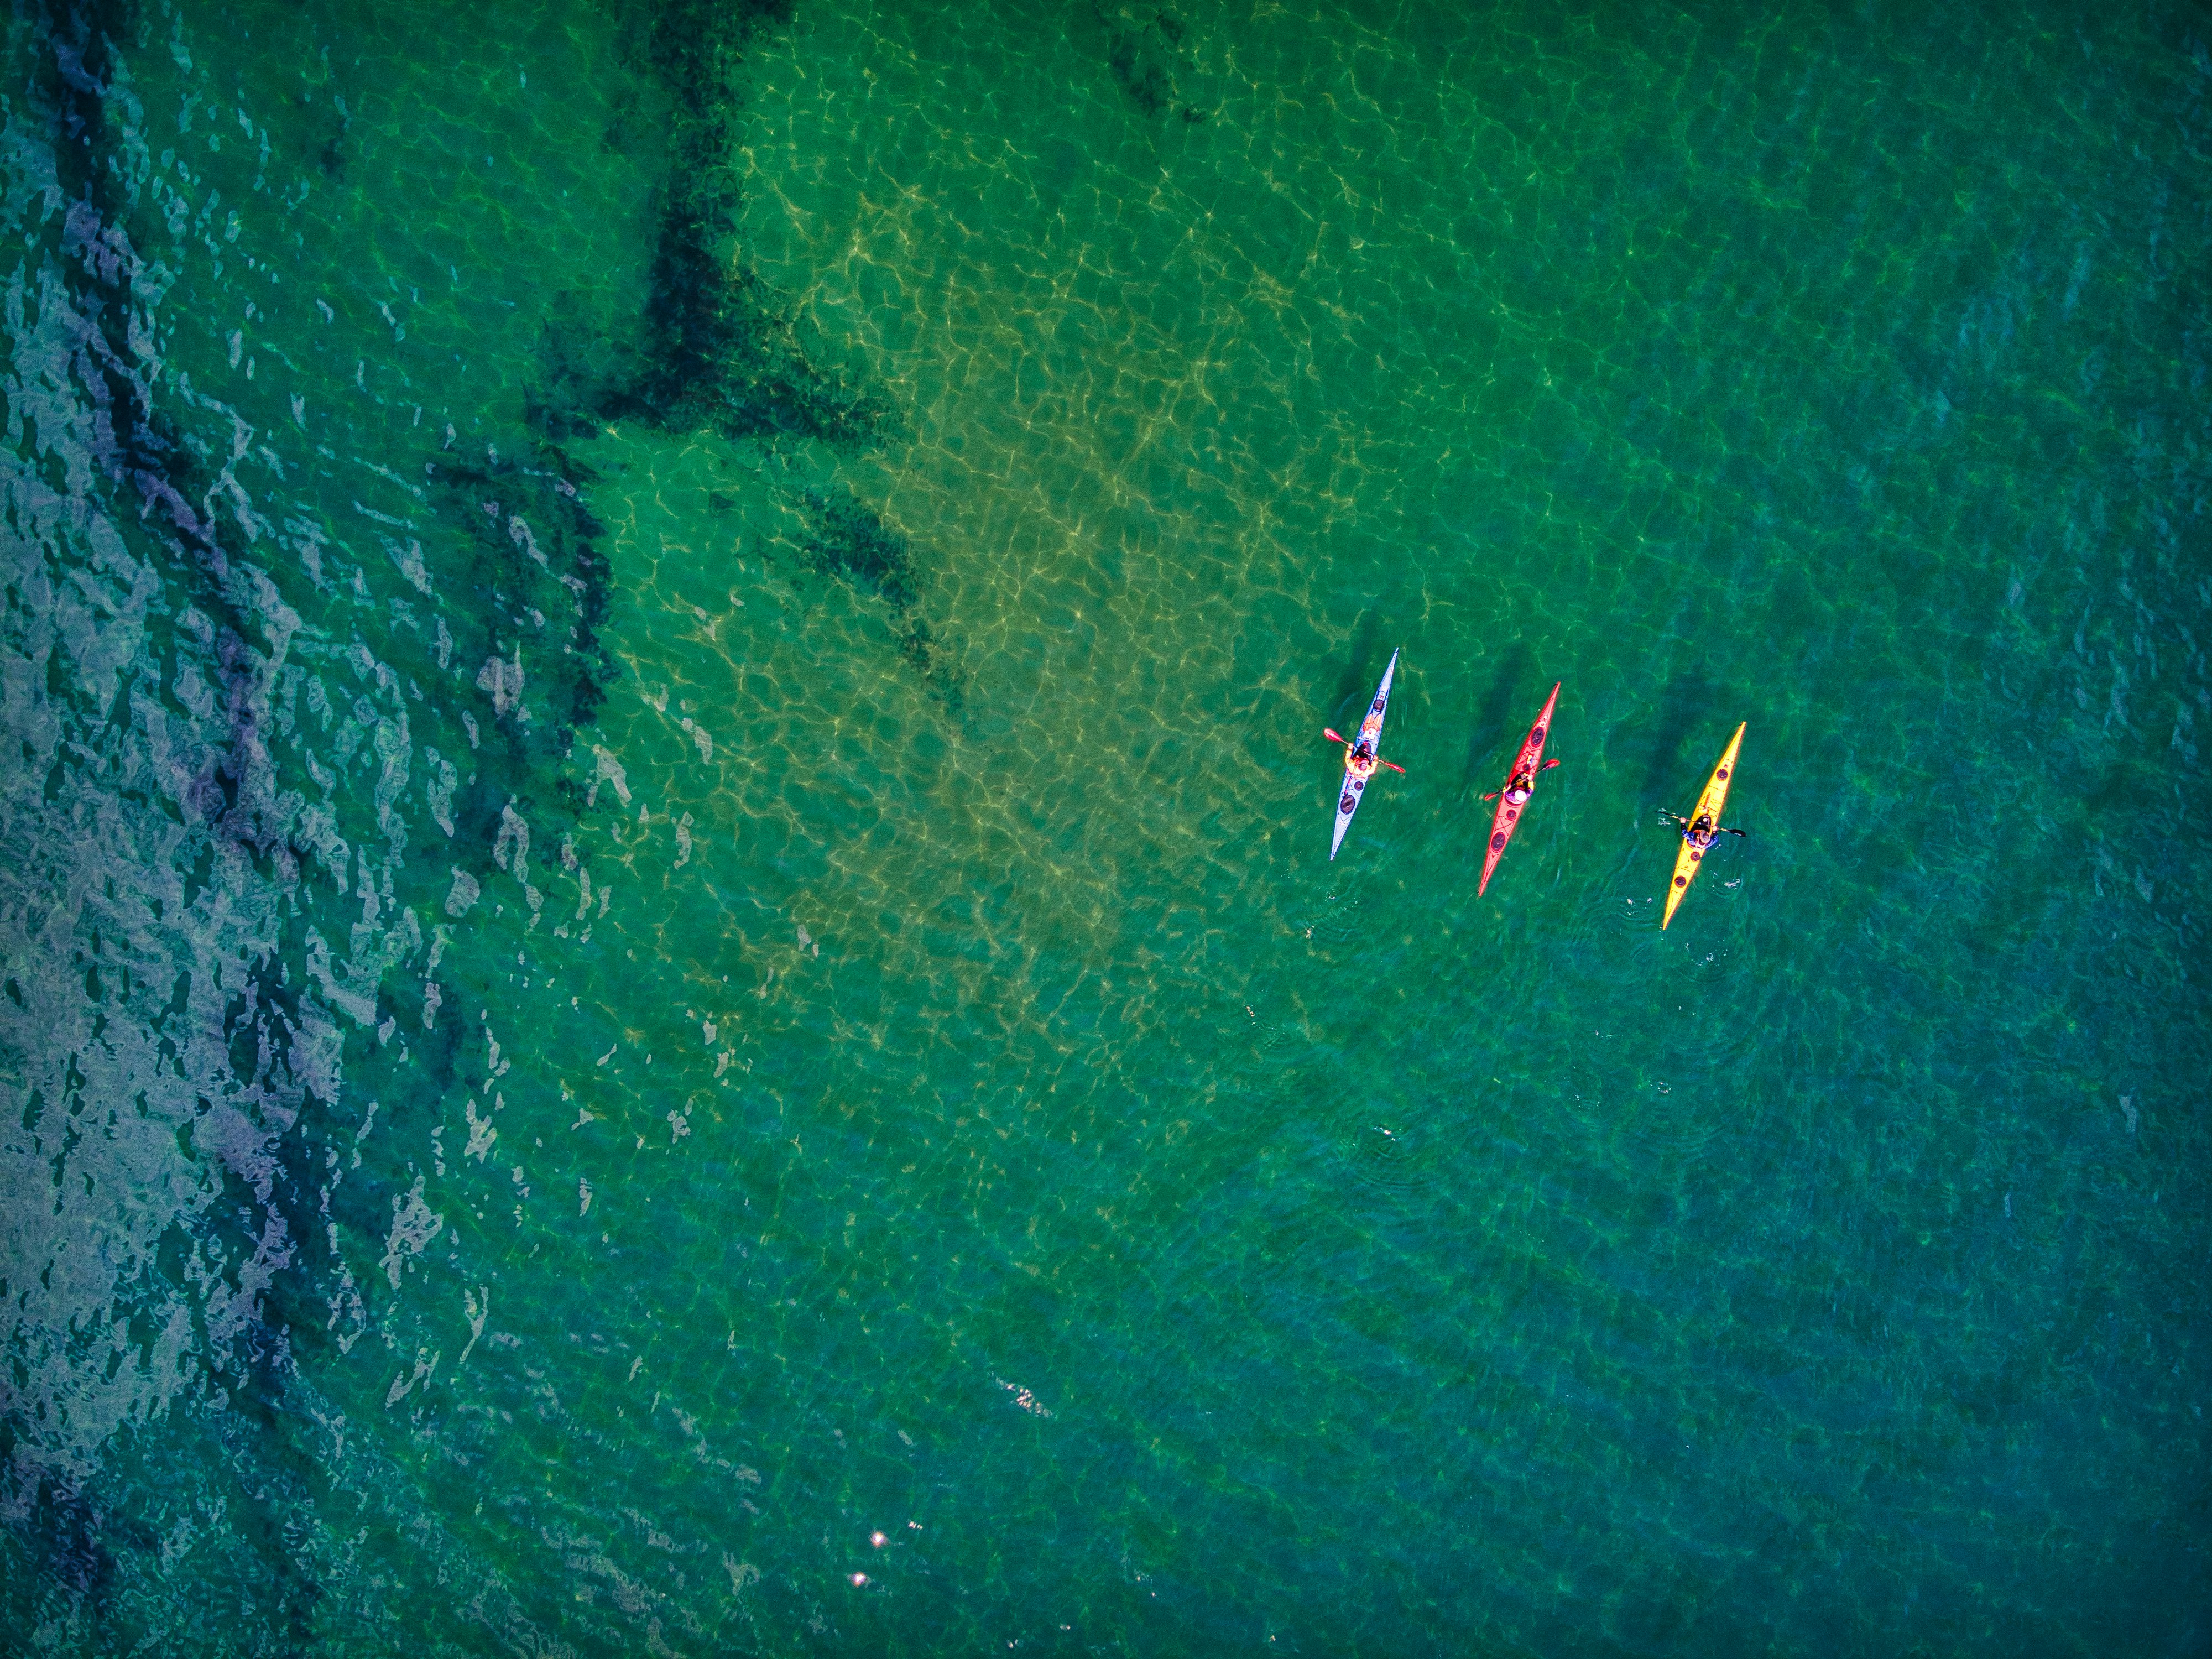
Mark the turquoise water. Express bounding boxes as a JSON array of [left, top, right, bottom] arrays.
[[2, 0, 2207, 1652]]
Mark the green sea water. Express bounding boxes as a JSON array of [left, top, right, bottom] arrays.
[[3, 0, 2208, 1653]]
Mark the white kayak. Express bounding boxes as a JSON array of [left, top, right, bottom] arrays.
[[1330, 648, 1400, 861]]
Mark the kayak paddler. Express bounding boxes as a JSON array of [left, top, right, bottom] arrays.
[[1662, 808, 1746, 849], [1324, 728, 1404, 779], [1327, 649, 1405, 860], [1482, 756, 1561, 805]]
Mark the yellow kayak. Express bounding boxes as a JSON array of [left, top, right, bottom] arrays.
[[1661, 723, 1746, 929]]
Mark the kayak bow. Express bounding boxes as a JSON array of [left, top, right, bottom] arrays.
[[1478, 681, 1561, 896], [1329, 649, 1401, 860], [1661, 722, 1746, 928]]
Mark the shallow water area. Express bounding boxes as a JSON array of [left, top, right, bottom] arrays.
[[2, 0, 2208, 1654]]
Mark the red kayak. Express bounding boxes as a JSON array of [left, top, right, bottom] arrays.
[[1478, 681, 1562, 895]]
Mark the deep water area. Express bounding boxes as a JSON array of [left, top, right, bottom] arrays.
[[2, 1, 2208, 1653]]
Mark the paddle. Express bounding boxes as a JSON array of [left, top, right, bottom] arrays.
[[1658, 809, 1748, 839], [1323, 729, 1404, 773], [1479, 757, 1561, 801]]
